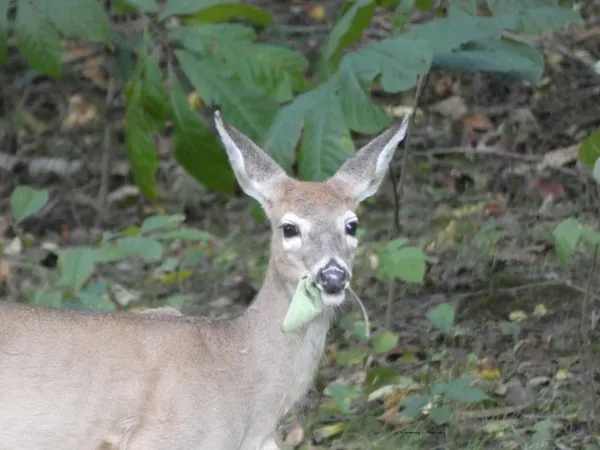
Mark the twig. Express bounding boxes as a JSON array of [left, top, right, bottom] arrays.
[[385, 73, 430, 330], [98, 76, 117, 220], [411, 146, 541, 163], [581, 244, 598, 436]]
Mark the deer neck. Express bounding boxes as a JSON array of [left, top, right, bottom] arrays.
[[239, 263, 332, 408]]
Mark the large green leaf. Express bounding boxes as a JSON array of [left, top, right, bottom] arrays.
[[169, 74, 235, 193], [159, 0, 234, 21], [262, 91, 319, 173], [298, 83, 354, 181], [552, 217, 582, 267], [168, 23, 255, 53], [176, 49, 277, 142], [343, 36, 432, 93], [0, 0, 9, 65], [11, 186, 49, 224], [433, 37, 545, 85], [125, 83, 159, 201], [42, 0, 111, 43], [403, 7, 505, 53], [117, 0, 159, 13], [15, 0, 63, 77], [320, 0, 376, 70], [58, 248, 97, 292], [337, 59, 391, 134], [183, 3, 272, 26], [486, 1, 582, 34]]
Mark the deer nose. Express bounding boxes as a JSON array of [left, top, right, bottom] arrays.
[[316, 260, 349, 295]]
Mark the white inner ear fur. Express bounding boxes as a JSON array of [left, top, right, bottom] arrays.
[[354, 116, 410, 203], [214, 112, 269, 207]]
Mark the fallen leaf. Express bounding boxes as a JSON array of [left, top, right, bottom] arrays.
[[431, 95, 467, 121], [536, 145, 578, 171], [509, 310, 528, 322], [312, 423, 344, 442], [308, 5, 325, 21]]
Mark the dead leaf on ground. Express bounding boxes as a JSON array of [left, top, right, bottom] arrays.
[[430, 95, 467, 121], [536, 144, 578, 171], [377, 404, 413, 426], [462, 113, 494, 147]]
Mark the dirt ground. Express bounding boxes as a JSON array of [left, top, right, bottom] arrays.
[[0, 1, 599, 449]]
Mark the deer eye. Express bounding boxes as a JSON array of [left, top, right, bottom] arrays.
[[282, 223, 299, 238], [345, 221, 358, 237]]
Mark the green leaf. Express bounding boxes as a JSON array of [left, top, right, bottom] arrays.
[[454, 0, 477, 15], [371, 331, 399, 354], [486, 2, 582, 34], [325, 383, 361, 414], [579, 127, 600, 168], [337, 61, 390, 134], [552, 218, 582, 267], [160, 0, 234, 21], [363, 367, 399, 395], [140, 54, 171, 128], [262, 92, 316, 172], [343, 36, 432, 93], [445, 377, 486, 404], [11, 186, 49, 224], [432, 37, 545, 86], [168, 74, 236, 193], [532, 418, 553, 446], [298, 82, 354, 181], [321, 0, 376, 70], [0, 0, 9, 65], [95, 242, 132, 263], [77, 284, 116, 311], [403, 7, 504, 53], [399, 394, 431, 418], [15, 0, 63, 77], [58, 248, 97, 291], [166, 294, 186, 309], [125, 85, 159, 201], [394, 0, 415, 31], [378, 243, 426, 284], [184, 3, 272, 26], [168, 23, 255, 53], [120, 236, 163, 261], [176, 49, 277, 142], [141, 215, 186, 234], [429, 406, 452, 425], [152, 229, 212, 241], [427, 303, 455, 333], [581, 230, 600, 248], [336, 347, 368, 366], [43, 0, 111, 43]]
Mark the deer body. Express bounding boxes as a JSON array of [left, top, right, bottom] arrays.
[[0, 112, 408, 450]]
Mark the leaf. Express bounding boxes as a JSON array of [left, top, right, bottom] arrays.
[[166, 294, 186, 309], [399, 394, 431, 418], [378, 243, 426, 284], [0, 0, 9, 65], [141, 215, 186, 234], [325, 383, 361, 414], [364, 367, 399, 395], [152, 229, 212, 241], [321, 0, 376, 70], [184, 3, 272, 26], [432, 37, 546, 86], [486, 1, 582, 34], [427, 303, 455, 333], [125, 84, 159, 201], [454, 0, 477, 15], [394, 0, 415, 31], [11, 186, 49, 224], [119, 0, 159, 13], [298, 82, 354, 181], [429, 406, 452, 425], [338, 59, 391, 134], [342, 36, 432, 93], [159, 0, 234, 21], [262, 91, 316, 172], [42, 0, 111, 43], [581, 230, 600, 248], [445, 377, 486, 404], [32, 290, 64, 308], [120, 236, 163, 261], [336, 347, 368, 366], [372, 331, 399, 354], [95, 243, 132, 263], [552, 217, 582, 267], [15, 0, 63, 77], [579, 127, 600, 168], [168, 23, 255, 53], [140, 54, 171, 128], [532, 418, 553, 446], [176, 49, 277, 142], [168, 74, 236, 192], [58, 248, 97, 291]]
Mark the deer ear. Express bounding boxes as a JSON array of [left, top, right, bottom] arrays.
[[214, 111, 287, 208], [330, 116, 409, 203]]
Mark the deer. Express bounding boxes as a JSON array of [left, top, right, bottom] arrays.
[[0, 111, 409, 450]]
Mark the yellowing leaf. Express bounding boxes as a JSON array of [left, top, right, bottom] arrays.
[[533, 303, 547, 318], [313, 423, 344, 441], [309, 5, 326, 21], [477, 368, 502, 381], [187, 91, 203, 110], [554, 369, 571, 381], [509, 310, 528, 322]]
